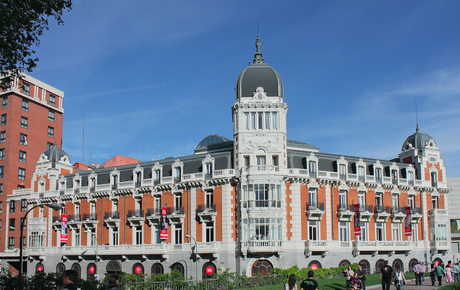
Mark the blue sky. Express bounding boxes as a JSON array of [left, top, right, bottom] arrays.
[[29, 1, 460, 176]]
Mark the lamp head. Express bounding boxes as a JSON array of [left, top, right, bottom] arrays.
[[185, 235, 191, 238], [46, 204, 64, 211]]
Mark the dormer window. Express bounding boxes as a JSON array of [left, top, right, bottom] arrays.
[[154, 170, 161, 185], [174, 167, 181, 183], [408, 171, 415, 186], [358, 166, 365, 182], [205, 162, 213, 179], [339, 164, 347, 181], [309, 161, 317, 178], [391, 169, 398, 185], [135, 172, 141, 187], [90, 177, 96, 192], [431, 172, 437, 188], [375, 168, 382, 183]]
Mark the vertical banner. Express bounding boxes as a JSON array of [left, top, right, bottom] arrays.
[[160, 207, 168, 240], [405, 206, 412, 236], [60, 214, 68, 244], [354, 204, 361, 236]]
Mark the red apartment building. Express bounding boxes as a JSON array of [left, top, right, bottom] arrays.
[[0, 73, 64, 273]]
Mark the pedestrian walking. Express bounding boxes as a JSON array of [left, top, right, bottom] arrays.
[[446, 264, 453, 283], [345, 265, 354, 290], [413, 260, 423, 286], [106, 274, 121, 290], [300, 270, 319, 290], [436, 263, 445, 286], [62, 270, 79, 290], [453, 263, 459, 282], [355, 263, 366, 290], [430, 264, 436, 286], [421, 262, 426, 282], [394, 266, 406, 290], [284, 274, 298, 290], [379, 260, 393, 290]]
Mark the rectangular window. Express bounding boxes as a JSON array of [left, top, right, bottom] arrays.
[[0, 148, 4, 160], [8, 237, 14, 250], [49, 95, 55, 106], [23, 83, 30, 95], [9, 218, 15, 229], [375, 193, 382, 210], [431, 172, 438, 188], [339, 190, 347, 209], [1, 97, 7, 108], [19, 151, 26, 162], [18, 168, 26, 180], [308, 189, 317, 207], [20, 133, 27, 145], [244, 113, 249, 130], [0, 202, 2, 213], [432, 196, 438, 209], [358, 166, 365, 182], [392, 169, 398, 185], [21, 199, 27, 211], [20, 117, 28, 128], [309, 221, 318, 240], [392, 194, 399, 210], [272, 112, 278, 129], [205, 222, 214, 242], [47, 142, 52, 149], [10, 201, 16, 212], [175, 224, 182, 244], [22, 99, 29, 111], [205, 190, 213, 207], [376, 223, 384, 241], [175, 194, 182, 209], [112, 227, 119, 245], [258, 112, 263, 129], [1, 114, 6, 126], [358, 192, 365, 207], [0, 166, 3, 178], [251, 113, 256, 129], [135, 226, 142, 245], [0, 131, 4, 143], [408, 195, 414, 208], [375, 168, 382, 183], [48, 110, 55, 122], [256, 156, 266, 166], [74, 229, 80, 246], [0, 184, 2, 195], [359, 223, 367, 241], [339, 221, 348, 241], [392, 223, 401, 241], [47, 126, 54, 138], [265, 112, 270, 129], [244, 156, 250, 166]]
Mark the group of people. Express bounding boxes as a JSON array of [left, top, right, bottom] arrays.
[[62, 270, 120, 290], [283, 271, 318, 290], [379, 260, 406, 290], [429, 260, 460, 286], [344, 264, 367, 290]]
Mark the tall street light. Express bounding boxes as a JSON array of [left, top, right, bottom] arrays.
[[83, 229, 99, 279], [185, 235, 199, 280], [19, 203, 63, 277]]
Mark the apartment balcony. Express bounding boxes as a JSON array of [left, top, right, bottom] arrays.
[[374, 205, 391, 222], [429, 209, 448, 216], [410, 206, 423, 223], [353, 240, 412, 256], [242, 165, 280, 176], [127, 210, 144, 227], [81, 213, 98, 226], [196, 241, 221, 259], [146, 208, 161, 217], [357, 205, 374, 221], [182, 173, 203, 182], [306, 202, 325, 221], [241, 240, 283, 255], [67, 214, 82, 222], [304, 240, 337, 257], [431, 239, 449, 254], [391, 206, 406, 222], [197, 204, 217, 222], [337, 204, 354, 221], [241, 200, 282, 209], [145, 208, 162, 225]]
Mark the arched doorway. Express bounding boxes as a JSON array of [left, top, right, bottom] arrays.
[[392, 259, 404, 272], [71, 263, 81, 279], [375, 259, 386, 273], [133, 263, 144, 275], [359, 259, 370, 274], [151, 263, 164, 275], [171, 262, 185, 276], [202, 262, 216, 280], [308, 260, 322, 270], [252, 260, 273, 276]]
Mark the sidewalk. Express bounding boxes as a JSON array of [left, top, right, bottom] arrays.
[[368, 279, 445, 290]]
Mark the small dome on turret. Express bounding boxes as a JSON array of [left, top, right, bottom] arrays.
[[39, 143, 71, 167], [235, 35, 284, 100], [401, 127, 438, 152]]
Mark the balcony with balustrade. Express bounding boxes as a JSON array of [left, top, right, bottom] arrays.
[[241, 165, 280, 177], [241, 239, 283, 256], [127, 209, 144, 226], [374, 205, 391, 222], [306, 202, 324, 220], [353, 240, 413, 256], [145, 208, 161, 225], [358, 204, 374, 221], [197, 204, 217, 222], [104, 211, 120, 227], [304, 240, 339, 258], [391, 206, 406, 222], [337, 203, 354, 221], [241, 200, 282, 210]]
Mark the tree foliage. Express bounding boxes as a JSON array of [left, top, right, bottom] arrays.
[[0, 0, 72, 82]]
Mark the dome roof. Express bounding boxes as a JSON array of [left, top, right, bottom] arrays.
[[235, 35, 283, 100], [401, 127, 437, 152], [41, 143, 71, 167], [196, 135, 231, 150]]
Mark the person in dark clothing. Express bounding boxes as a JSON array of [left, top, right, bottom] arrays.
[[300, 270, 319, 290], [355, 263, 366, 290], [430, 263, 437, 286], [379, 260, 393, 290], [63, 269, 78, 290], [106, 274, 120, 290]]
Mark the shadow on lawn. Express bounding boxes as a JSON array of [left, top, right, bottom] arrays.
[[327, 283, 345, 290]]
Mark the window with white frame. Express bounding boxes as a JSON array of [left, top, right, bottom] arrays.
[[432, 196, 438, 209], [175, 194, 182, 211], [431, 172, 438, 188], [309, 221, 318, 240], [89, 228, 96, 246], [392, 194, 399, 211], [309, 189, 317, 208], [359, 223, 368, 241], [205, 222, 214, 242], [265, 112, 270, 129], [112, 200, 118, 212], [375, 168, 382, 183], [408, 171, 415, 186], [205, 162, 212, 179], [251, 113, 256, 129], [22, 99, 29, 111], [74, 229, 80, 246], [174, 224, 182, 244], [272, 112, 278, 129], [48, 110, 54, 122], [375, 193, 383, 210], [154, 195, 161, 212], [309, 161, 316, 177], [29, 231, 45, 248], [358, 192, 365, 208], [435, 223, 448, 241], [205, 190, 213, 208], [339, 164, 347, 180], [23, 83, 30, 95], [257, 156, 266, 166], [135, 226, 142, 245], [258, 112, 263, 129], [392, 223, 401, 241], [153, 170, 161, 185], [410, 224, 418, 241], [376, 223, 385, 241], [174, 167, 181, 183], [244, 113, 249, 130], [90, 202, 96, 215], [19, 150, 26, 162], [112, 227, 119, 245], [18, 168, 26, 180], [244, 156, 250, 166], [19, 133, 27, 145], [408, 195, 414, 208], [49, 95, 56, 106], [75, 203, 80, 216], [358, 166, 365, 182], [391, 169, 398, 185], [339, 222, 348, 241], [339, 190, 347, 209]]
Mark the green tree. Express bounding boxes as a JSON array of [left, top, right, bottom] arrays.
[[0, 0, 72, 86]]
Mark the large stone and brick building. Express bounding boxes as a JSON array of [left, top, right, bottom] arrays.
[[5, 36, 450, 279], [0, 74, 64, 274]]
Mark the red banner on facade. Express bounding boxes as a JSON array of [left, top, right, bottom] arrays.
[[354, 204, 361, 236], [405, 206, 412, 236], [160, 207, 168, 240], [60, 214, 68, 243]]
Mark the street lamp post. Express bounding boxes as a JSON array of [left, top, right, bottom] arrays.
[[185, 235, 198, 280], [19, 203, 63, 277], [83, 229, 99, 279]]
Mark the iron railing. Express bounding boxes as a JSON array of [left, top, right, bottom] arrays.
[[197, 204, 217, 213]]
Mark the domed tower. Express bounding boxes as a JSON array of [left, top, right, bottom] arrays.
[[232, 35, 288, 174], [399, 126, 446, 186]]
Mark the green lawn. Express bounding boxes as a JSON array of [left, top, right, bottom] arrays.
[[440, 281, 460, 290], [240, 272, 417, 290]]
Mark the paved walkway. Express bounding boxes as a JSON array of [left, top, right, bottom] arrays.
[[368, 279, 448, 290]]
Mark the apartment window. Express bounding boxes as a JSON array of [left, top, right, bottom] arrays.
[[339, 222, 348, 241], [20, 133, 27, 145], [21, 199, 27, 211], [0, 184, 2, 195], [8, 237, 15, 250], [19, 151, 26, 163], [175, 224, 182, 244], [392, 223, 401, 241], [90, 229, 96, 246], [256, 156, 266, 166], [47, 126, 54, 138], [48, 110, 54, 122], [0, 148, 4, 160], [358, 192, 365, 207], [22, 99, 29, 111], [175, 194, 182, 209], [112, 227, 119, 245], [9, 218, 15, 229], [431, 172, 438, 188], [0, 202, 2, 213], [258, 112, 263, 129], [308, 189, 317, 207], [359, 223, 368, 241], [135, 226, 142, 245], [0, 131, 4, 143], [432, 196, 438, 209], [244, 156, 250, 166], [309, 221, 318, 240], [358, 166, 365, 182], [47, 142, 52, 149], [265, 112, 270, 129], [205, 222, 214, 242], [376, 223, 384, 241], [408, 171, 414, 186], [339, 190, 347, 208], [244, 113, 249, 130], [309, 161, 317, 176], [392, 194, 399, 210], [1, 114, 6, 126], [339, 164, 347, 180], [75, 203, 80, 216], [251, 113, 256, 129], [408, 195, 415, 208], [154, 195, 161, 212], [20, 117, 28, 128], [90, 202, 96, 214], [49, 95, 55, 106], [74, 229, 80, 246], [18, 168, 26, 180], [375, 168, 382, 183], [23, 83, 30, 95], [10, 200, 16, 212], [391, 169, 398, 185], [1, 97, 7, 108], [0, 166, 3, 178], [205, 190, 213, 207], [272, 112, 278, 129]]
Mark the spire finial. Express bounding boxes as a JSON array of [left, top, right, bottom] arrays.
[[253, 33, 264, 64], [415, 101, 419, 132]]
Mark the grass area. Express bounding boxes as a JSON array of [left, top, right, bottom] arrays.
[[240, 272, 417, 290], [440, 281, 460, 290]]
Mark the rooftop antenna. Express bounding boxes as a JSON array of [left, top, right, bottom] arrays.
[[90, 140, 92, 164], [257, 20, 259, 35], [82, 113, 86, 163], [415, 102, 419, 132]]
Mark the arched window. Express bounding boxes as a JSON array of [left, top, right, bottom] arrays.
[[106, 260, 122, 273], [375, 259, 386, 273], [151, 263, 164, 275], [36, 262, 44, 273], [87, 262, 96, 280], [202, 262, 216, 280], [308, 260, 322, 270], [392, 259, 404, 272], [408, 259, 418, 272], [56, 262, 66, 275], [133, 263, 144, 275], [252, 259, 273, 275], [339, 260, 351, 267], [359, 259, 370, 274], [171, 262, 185, 276], [71, 263, 81, 279]]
